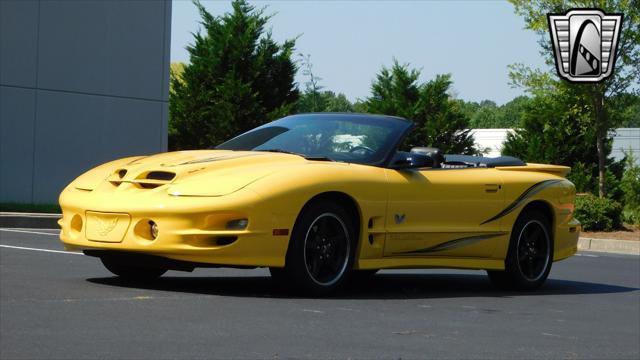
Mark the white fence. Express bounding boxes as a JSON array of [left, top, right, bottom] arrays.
[[470, 128, 640, 165]]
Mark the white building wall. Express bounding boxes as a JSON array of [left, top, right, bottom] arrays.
[[611, 128, 640, 165], [469, 129, 514, 157]]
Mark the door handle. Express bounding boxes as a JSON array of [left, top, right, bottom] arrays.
[[485, 184, 500, 193]]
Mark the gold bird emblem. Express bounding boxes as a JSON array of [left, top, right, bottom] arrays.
[[93, 215, 119, 236]]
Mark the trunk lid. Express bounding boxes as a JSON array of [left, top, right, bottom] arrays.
[[495, 163, 571, 177]]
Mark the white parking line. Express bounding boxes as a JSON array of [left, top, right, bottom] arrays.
[[4, 227, 59, 232], [0, 244, 82, 255], [575, 253, 599, 258], [0, 228, 59, 236]]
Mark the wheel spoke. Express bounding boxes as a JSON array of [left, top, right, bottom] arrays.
[[529, 226, 541, 244], [319, 217, 331, 236], [527, 258, 536, 277], [533, 252, 547, 260], [518, 246, 528, 259], [329, 257, 337, 269], [308, 256, 320, 278]]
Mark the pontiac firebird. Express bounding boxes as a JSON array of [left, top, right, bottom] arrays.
[[59, 113, 580, 294]]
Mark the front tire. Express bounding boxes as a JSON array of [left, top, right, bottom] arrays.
[[488, 209, 553, 290], [268, 267, 285, 284], [281, 200, 356, 295], [100, 257, 167, 281]]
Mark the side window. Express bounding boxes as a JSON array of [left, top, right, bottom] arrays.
[[396, 134, 417, 153]]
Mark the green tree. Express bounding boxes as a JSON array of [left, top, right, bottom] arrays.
[[501, 83, 627, 202], [296, 53, 354, 113], [610, 93, 640, 127], [352, 100, 369, 113], [323, 92, 354, 112], [499, 96, 531, 128], [457, 100, 481, 123], [508, 0, 640, 197], [468, 100, 500, 128], [458, 96, 531, 129], [365, 61, 477, 154], [502, 86, 598, 167], [298, 53, 323, 112], [169, 0, 299, 150], [169, 62, 186, 85], [297, 91, 354, 113]]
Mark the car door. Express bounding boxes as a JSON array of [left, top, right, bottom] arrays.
[[383, 167, 505, 258]]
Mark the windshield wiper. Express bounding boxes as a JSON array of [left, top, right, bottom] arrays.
[[256, 148, 303, 156], [257, 149, 334, 161], [303, 156, 334, 161]]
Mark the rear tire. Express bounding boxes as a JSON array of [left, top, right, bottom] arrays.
[[488, 209, 553, 291], [100, 257, 167, 281], [281, 200, 357, 296]]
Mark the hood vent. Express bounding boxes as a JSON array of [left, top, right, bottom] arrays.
[[146, 171, 175, 181], [108, 169, 128, 187], [108, 170, 176, 189], [131, 171, 176, 189]]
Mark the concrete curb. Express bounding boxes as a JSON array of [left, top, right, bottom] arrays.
[[578, 237, 640, 255], [0, 212, 61, 229]]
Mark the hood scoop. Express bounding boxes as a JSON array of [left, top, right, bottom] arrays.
[[146, 171, 175, 181], [132, 171, 176, 189], [109, 170, 176, 189]]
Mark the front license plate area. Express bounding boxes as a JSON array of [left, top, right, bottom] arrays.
[[85, 211, 131, 243]]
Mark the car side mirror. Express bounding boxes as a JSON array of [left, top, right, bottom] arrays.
[[390, 152, 434, 169]]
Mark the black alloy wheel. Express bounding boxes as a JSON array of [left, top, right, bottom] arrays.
[[516, 219, 551, 282], [487, 209, 553, 290], [303, 212, 351, 286], [274, 200, 356, 295]]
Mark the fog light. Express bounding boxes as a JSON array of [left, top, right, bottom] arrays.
[[149, 221, 159, 239], [226, 218, 248, 230], [70, 214, 83, 233]]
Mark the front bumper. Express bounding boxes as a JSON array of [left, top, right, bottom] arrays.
[[58, 186, 291, 267]]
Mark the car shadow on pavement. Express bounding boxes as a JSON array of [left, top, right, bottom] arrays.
[[86, 273, 639, 300]]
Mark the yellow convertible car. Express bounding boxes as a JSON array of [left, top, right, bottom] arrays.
[[59, 113, 580, 294]]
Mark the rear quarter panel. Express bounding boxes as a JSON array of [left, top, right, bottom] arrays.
[[490, 170, 579, 261]]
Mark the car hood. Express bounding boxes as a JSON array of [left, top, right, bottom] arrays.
[[75, 150, 306, 197]]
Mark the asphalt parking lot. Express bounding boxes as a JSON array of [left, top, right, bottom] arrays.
[[1, 228, 638, 360]]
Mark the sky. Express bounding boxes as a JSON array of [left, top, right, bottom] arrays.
[[171, 0, 549, 105]]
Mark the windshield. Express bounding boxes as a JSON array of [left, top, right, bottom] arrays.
[[216, 114, 412, 166]]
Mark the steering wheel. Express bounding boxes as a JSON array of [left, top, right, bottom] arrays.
[[349, 145, 375, 155]]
